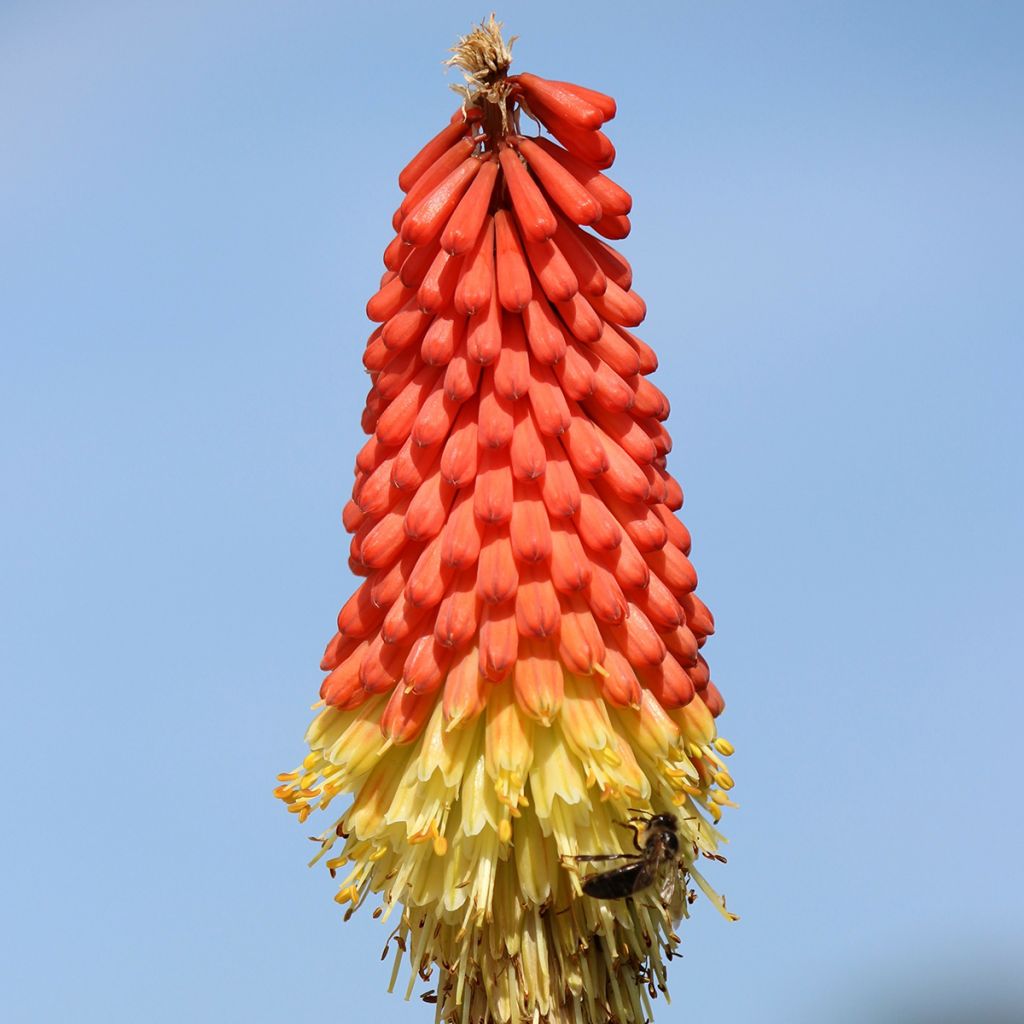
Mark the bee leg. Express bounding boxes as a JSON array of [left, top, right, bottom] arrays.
[[562, 852, 640, 863], [613, 819, 644, 852]]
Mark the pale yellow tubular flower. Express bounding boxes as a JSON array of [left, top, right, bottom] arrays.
[[279, 680, 736, 1020]]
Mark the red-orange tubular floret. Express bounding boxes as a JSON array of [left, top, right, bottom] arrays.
[[320, 70, 724, 745]]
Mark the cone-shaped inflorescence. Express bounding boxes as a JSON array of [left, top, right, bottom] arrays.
[[277, 17, 735, 1024]]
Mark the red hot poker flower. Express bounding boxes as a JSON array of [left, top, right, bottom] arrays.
[[276, 16, 736, 1024]]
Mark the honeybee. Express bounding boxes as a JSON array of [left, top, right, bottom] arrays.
[[567, 811, 692, 921]]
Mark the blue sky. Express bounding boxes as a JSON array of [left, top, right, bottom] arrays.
[[2, 2, 1022, 1021]]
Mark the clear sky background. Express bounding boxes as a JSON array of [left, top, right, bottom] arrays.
[[2, 2, 1022, 1022]]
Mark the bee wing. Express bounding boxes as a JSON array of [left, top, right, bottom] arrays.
[[660, 863, 689, 924]]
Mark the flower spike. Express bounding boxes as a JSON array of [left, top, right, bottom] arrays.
[[277, 16, 736, 1024]]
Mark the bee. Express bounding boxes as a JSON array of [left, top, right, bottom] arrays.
[[567, 811, 692, 921]]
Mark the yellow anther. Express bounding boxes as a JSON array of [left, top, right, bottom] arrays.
[[334, 884, 359, 905], [300, 771, 318, 789], [298, 806, 311, 823], [719, 897, 739, 922], [369, 846, 389, 861], [276, 771, 300, 782], [498, 819, 512, 843], [708, 802, 722, 824], [713, 771, 734, 791], [433, 835, 448, 857], [326, 856, 348, 871], [302, 752, 319, 770], [714, 737, 735, 757]]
